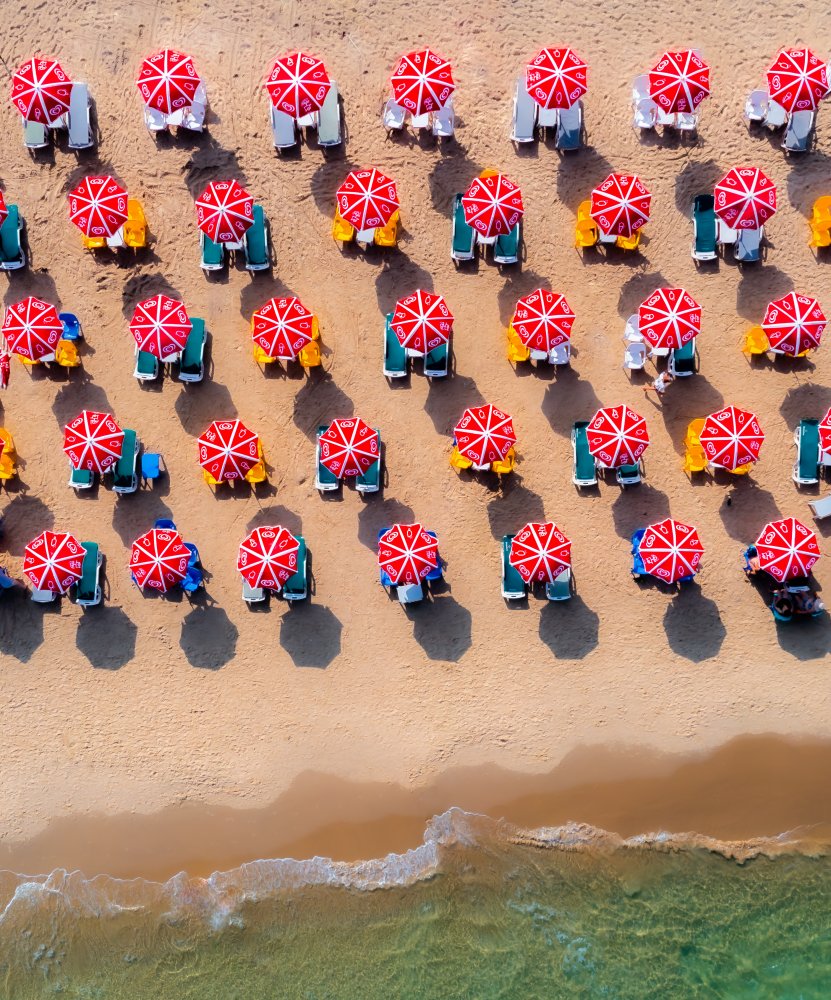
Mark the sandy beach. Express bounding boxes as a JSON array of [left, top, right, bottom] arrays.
[[1, 0, 830, 884]]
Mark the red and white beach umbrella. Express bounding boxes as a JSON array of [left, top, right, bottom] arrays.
[[714, 167, 777, 230], [755, 517, 820, 581], [767, 48, 828, 113], [198, 419, 260, 482], [11, 57, 72, 125], [63, 410, 124, 473], [266, 52, 331, 117], [391, 290, 453, 356], [195, 180, 254, 244], [335, 168, 399, 230], [525, 47, 588, 110], [512, 289, 574, 352], [638, 518, 704, 584], [510, 522, 571, 584], [319, 417, 379, 477], [390, 48, 454, 116], [2, 297, 62, 361], [378, 523, 438, 586], [590, 173, 651, 237], [638, 287, 701, 351], [454, 404, 516, 466], [587, 405, 649, 468], [0, 191, 7, 230], [23, 530, 84, 593], [130, 527, 190, 592], [68, 175, 128, 238], [819, 407, 831, 456], [648, 50, 710, 114], [237, 525, 300, 590], [462, 174, 524, 239], [762, 292, 825, 356], [252, 297, 314, 359], [136, 49, 200, 114], [0, 353, 9, 390], [130, 295, 191, 360], [700, 406, 764, 470]]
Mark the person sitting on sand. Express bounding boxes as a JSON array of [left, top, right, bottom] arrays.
[[643, 371, 674, 400]]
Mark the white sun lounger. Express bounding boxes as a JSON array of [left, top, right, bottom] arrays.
[[271, 105, 298, 150], [674, 112, 698, 131], [68, 82, 94, 149], [432, 100, 455, 138], [511, 78, 536, 143], [744, 89, 769, 123], [783, 110, 814, 153], [317, 82, 342, 146], [243, 579, 266, 604], [383, 98, 406, 132], [734, 227, 762, 263], [763, 99, 788, 130], [624, 314, 642, 341], [808, 495, 831, 519], [23, 117, 49, 150], [633, 99, 657, 129]]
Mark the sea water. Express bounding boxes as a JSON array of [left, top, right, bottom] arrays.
[[1, 809, 829, 999]]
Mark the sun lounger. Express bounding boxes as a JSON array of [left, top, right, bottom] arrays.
[[23, 118, 49, 150], [783, 110, 814, 153], [668, 338, 698, 377], [555, 102, 582, 150], [144, 106, 168, 133], [200, 231, 224, 273], [691, 194, 717, 261], [632, 99, 658, 129], [332, 207, 355, 245], [617, 462, 642, 486], [383, 98, 406, 133], [397, 582, 423, 604], [134, 348, 159, 382], [623, 341, 648, 370], [244, 204, 270, 271], [68, 465, 94, 490], [283, 536, 307, 600], [271, 106, 298, 150], [243, 578, 266, 604], [744, 89, 769, 123], [59, 312, 82, 341], [511, 78, 537, 143], [31, 587, 56, 603], [0, 205, 26, 271], [124, 200, 147, 249], [451, 193, 477, 262], [315, 426, 340, 491], [682, 441, 708, 475], [501, 535, 526, 600], [356, 433, 382, 494], [112, 429, 139, 494], [317, 82, 342, 146], [631, 75, 650, 102], [154, 518, 176, 531], [735, 227, 762, 263], [493, 223, 520, 265], [67, 82, 94, 149], [763, 99, 788, 129], [374, 212, 399, 248], [545, 568, 572, 601], [432, 100, 455, 138], [424, 342, 449, 378], [630, 528, 646, 577], [179, 317, 206, 383], [423, 530, 443, 583], [793, 419, 820, 486], [808, 495, 831, 519], [74, 542, 102, 607], [572, 421, 598, 487], [384, 313, 408, 378]]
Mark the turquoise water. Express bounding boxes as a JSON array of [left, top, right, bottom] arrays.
[[1, 811, 830, 999]]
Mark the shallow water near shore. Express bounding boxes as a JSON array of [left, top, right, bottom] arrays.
[[2, 810, 830, 999]]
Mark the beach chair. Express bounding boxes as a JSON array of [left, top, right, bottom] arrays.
[[74, 542, 102, 607], [623, 341, 648, 371], [809, 224, 831, 250], [397, 582, 423, 605], [735, 227, 762, 263], [491, 447, 515, 477], [382, 98, 406, 133], [68, 464, 94, 490], [744, 89, 769, 123], [631, 75, 650, 102], [356, 434, 382, 494], [112, 429, 139, 494], [144, 106, 168, 133], [691, 194, 717, 261], [432, 100, 455, 138], [674, 112, 698, 132], [298, 340, 322, 369], [374, 211, 399, 248], [332, 207, 355, 245], [546, 568, 572, 601], [507, 327, 531, 364], [501, 535, 526, 600], [793, 419, 821, 486], [449, 445, 473, 471], [154, 519, 177, 532], [67, 82, 94, 149], [59, 312, 82, 341], [424, 342, 449, 378], [668, 339, 698, 377], [409, 111, 431, 131], [271, 106, 298, 151], [616, 231, 641, 251], [493, 223, 520, 265], [134, 348, 159, 382], [770, 600, 793, 623], [179, 81, 207, 132], [317, 82, 342, 146], [616, 461, 642, 486], [23, 118, 49, 151], [571, 421, 597, 487], [741, 325, 769, 358], [549, 342, 571, 367], [422, 531, 443, 584], [200, 232, 224, 272], [243, 578, 266, 604], [763, 99, 788, 130], [451, 193, 477, 262], [244, 204, 270, 271], [54, 340, 80, 368], [632, 99, 658, 129], [511, 78, 537, 143], [630, 528, 646, 578], [31, 587, 56, 603], [383, 315, 408, 378], [536, 103, 558, 137], [315, 426, 340, 491], [808, 495, 831, 519], [783, 110, 814, 153], [0, 205, 26, 271], [812, 196, 831, 227], [124, 200, 147, 249], [283, 536, 307, 600], [554, 102, 582, 150], [180, 542, 203, 594], [179, 318, 206, 383], [574, 219, 598, 248], [682, 441, 708, 476], [141, 452, 164, 485]]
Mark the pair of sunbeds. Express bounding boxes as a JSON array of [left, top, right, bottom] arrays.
[[201, 204, 270, 273], [631, 75, 698, 133], [134, 317, 207, 384], [744, 89, 816, 152], [243, 538, 308, 604], [69, 428, 140, 493], [23, 82, 94, 152], [315, 426, 382, 494], [511, 79, 583, 149], [501, 535, 572, 601], [29, 541, 103, 605], [691, 194, 764, 263], [792, 418, 831, 487], [451, 193, 520, 264], [383, 314, 449, 379], [379, 528, 442, 604], [272, 82, 342, 151], [571, 422, 642, 488]]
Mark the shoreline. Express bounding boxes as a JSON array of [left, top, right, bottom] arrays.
[[3, 734, 831, 881]]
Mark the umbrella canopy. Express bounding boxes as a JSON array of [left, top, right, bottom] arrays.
[[391, 289, 453, 356], [762, 292, 825, 356], [130, 527, 190, 592], [638, 518, 704, 583], [68, 175, 129, 238], [23, 530, 84, 593], [266, 52, 331, 117], [63, 410, 124, 473], [648, 50, 710, 113], [319, 417, 379, 477], [11, 56, 72, 125], [0, 353, 9, 390], [637, 287, 701, 351], [2, 297, 62, 361], [511, 289, 574, 352], [0, 191, 7, 230], [462, 173, 524, 239], [755, 517, 820, 581], [525, 47, 588, 110], [237, 525, 300, 590], [714, 167, 777, 230], [195, 180, 254, 244], [509, 521, 571, 584], [590, 173, 651, 237], [378, 523, 438, 586], [252, 296, 314, 359], [767, 48, 828, 113], [587, 405, 650, 467], [198, 419, 260, 482], [130, 295, 191, 360], [454, 404, 516, 466], [136, 49, 200, 114], [819, 407, 831, 456], [390, 48, 454, 116], [700, 406, 764, 470], [335, 168, 399, 230]]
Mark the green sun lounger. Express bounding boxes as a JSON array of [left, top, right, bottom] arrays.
[[200, 231, 224, 272], [451, 193, 476, 262], [493, 222, 520, 265], [75, 542, 102, 607], [356, 433, 381, 494], [244, 204, 270, 271], [668, 337, 698, 377], [793, 419, 820, 486], [112, 429, 139, 494], [282, 536, 307, 600], [68, 465, 94, 490], [0, 204, 26, 271], [383, 314, 408, 378], [545, 568, 572, 601], [315, 426, 340, 491], [424, 342, 449, 378], [134, 348, 159, 381], [571, 421, 597, 487], [501, 534, 526, 600], [179, 317, 206, 382], [691, 194, 717, 261], [317, 82, 342, 146], [616, 462, 642, 486]]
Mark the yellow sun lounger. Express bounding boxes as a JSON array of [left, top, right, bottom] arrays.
[[507, 325, 530, 363], [374, 211, 399, 248], [253, 344, 279, 366], [124, 199, 147, 249], [332, 207, 355, 244], [616, 231, 641, 251]]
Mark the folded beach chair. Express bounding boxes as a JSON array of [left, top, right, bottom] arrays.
[[783, 110, 814, 153], [763, 99, 788, 130], [493, 223, 520, 265], [74, 542, 102, 607], [134, 347, 159, 382], [0, 205, 26, 271], [744, 89, 769, 123], [383, 313, 408, 378], [59, 312, 82, 341], [793, 419, 820, 486], [808, 495, 831, 519], [623, 341, 648, 371], [356, 433, 382, 494], [244, 204, 270, 271], [317, 82, 342, 146], [315, 426, 340, 491], [424, 342, 449, 378], [382, 98, 406, 133], [571, 421, 597, 487], [546, 568, 572, 601], [432, 100, 455, 138], [632, 99, 658, 129], [243, 578, 266, 604], [271, 105, 298, 151], [630, 529, 646, 578], [617, 461, 642, 486], [511, 78, 536, 143], [501, 535, 526, 600], [734, 227, 762, 263], [283, 536, 307, 600], [144, 106, 168, 133], [67, 82, 94, 149], [112, 429, 139, 494], [179, 318, 207, 382], [124, 200, 147, 249], [691, 194, 717, 261], [555, 102, 582, 150], [23, 118, 49, 150], [451, 193, 477, 262], [200, 231, 224, 273], [397, 582, 423, 605], [68, 464, 94, 490], [668, 339, 698, 377]]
